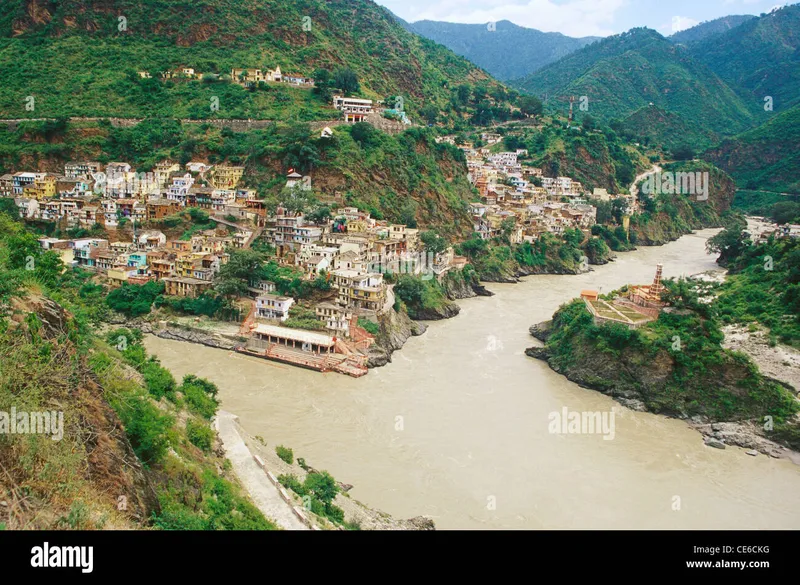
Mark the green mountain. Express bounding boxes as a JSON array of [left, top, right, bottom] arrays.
[[689, 5, 800, 114], [512, 28, 756, 149], [0, 0, 505, 121], [702, 103, 800, 193], [403, 19, 599, 81], [669, 15, 755, 46]]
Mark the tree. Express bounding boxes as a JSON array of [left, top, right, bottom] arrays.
[[420, 231, 447, 256], [332, 68, 360, 95], [306, 206, 332, 224], [455, 84, 471, 105], [304, 471, 339, 506], [706, 225, 750, 266], [215, 249, 265, 298], [771, 201, 800, 225], [518, 95, 543, 118], [581, 114, 596, 131], [672, 145, 695, 161], [0, 198, 20, 221], [420, 104, 438, 125]]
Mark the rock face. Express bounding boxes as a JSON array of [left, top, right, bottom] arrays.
[[368, 308, 427, 368], [139, 322, 239, 350]]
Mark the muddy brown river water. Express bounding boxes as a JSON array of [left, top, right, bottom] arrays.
[[146, 229, 800, 529]]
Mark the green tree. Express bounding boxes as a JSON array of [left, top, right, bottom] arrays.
[[518, 95, 543, 118], [332, 68, 360, 95], [420, 231, 447, 256]]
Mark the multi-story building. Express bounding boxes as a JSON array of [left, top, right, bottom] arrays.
[[208, 165, 244, 190], [332, 96, 373, 123], [330, 269, 386, 311], [65, 162, 102, 180], [162, 276, 213, 298], [255, 294, 295, 321]]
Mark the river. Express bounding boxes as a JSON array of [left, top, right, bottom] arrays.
[[145, 229, 800, 529]]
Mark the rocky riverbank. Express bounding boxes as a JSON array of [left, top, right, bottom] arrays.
[[526, 319, 800, 463]]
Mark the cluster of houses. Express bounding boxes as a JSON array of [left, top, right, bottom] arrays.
[[7, 159, 464, 348], [138, 65, 316, 88], [439, 140, 637, 242], [38, 230, 228, 298], [1, 161, 263, 229]]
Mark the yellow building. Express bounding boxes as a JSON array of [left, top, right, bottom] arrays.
[[209, 165, 244, 190]]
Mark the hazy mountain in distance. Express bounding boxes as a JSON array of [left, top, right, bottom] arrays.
[[404, 19, 600, 81], [669, 15, 755, 46]]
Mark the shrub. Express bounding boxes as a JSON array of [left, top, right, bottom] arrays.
[[303, 471, 339, 505], [275, 445, 294, 465], [181, 379, 219, 419], [118, 396, 174, 466], [277, 474, 306, 496], [140, 359, 177, 400], [186, 419, 214, 452]]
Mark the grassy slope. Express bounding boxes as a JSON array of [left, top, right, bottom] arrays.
[[0, 0, 499, 120], [0, 214, 277, 530]]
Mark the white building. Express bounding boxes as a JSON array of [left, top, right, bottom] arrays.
[[256, 294, 295, 321]]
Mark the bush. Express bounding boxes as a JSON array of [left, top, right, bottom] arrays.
[[118, 396, 174, 466], [140, 359, 177, 400], [275, 445, 294, 465], [181, 377, 219, 419], [303, 471, 339, 505], [277, 474, 306, 496], [186, 419, 214, 452]]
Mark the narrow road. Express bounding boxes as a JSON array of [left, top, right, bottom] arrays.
[[215, 411, 308, 530], [630, 164, 662, 199]]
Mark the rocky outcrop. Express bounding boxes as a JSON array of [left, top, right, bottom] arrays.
[[139, 321, 240, 350], [525, 313, 800, 460], [528, 320, 553, 343], [368, 308, 427, 368]]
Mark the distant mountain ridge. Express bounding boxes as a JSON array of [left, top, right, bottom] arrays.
[[688, 5, 800, 114], [669, 15, 755, 45], [511, 27, 755, 145], [403, 19, 599, 81]]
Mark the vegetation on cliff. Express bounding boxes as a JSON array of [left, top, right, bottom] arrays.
[[0, 213, 276, 529]]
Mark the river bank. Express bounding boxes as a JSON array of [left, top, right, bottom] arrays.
[[146, 228, 800, 530], [525, 268, 800, 463]]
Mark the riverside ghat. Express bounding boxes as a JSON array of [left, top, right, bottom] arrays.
[[236, 323, 368, 377]]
